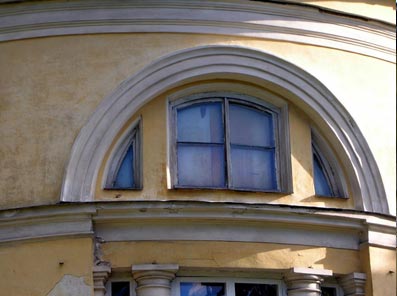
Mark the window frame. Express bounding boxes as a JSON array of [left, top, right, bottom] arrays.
[[103, 117, 142, 190], [311, 128, 347, 198], [169, 92, 292, 193], [171, 277, 286, 296]]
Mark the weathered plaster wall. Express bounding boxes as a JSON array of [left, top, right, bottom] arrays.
[[0, 237, 93, 296], [101, 241, 361, 275], [0, 33, 395, 213]]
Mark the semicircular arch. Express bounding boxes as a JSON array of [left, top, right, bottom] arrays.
[[60, 45, 388, 214]]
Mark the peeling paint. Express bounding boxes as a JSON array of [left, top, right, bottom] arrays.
[[47, 275, 91, 296]]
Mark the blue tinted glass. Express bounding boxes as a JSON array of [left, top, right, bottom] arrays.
[[313, 153, 333, 196], [229, 103, 274, 147], [114, 145, 134, 188], [231, 146, 277, 190], [177, 102, 223, 143], [177, 144, 225, 188], [180, 282, 225, 296]]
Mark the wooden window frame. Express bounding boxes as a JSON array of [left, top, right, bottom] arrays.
[[169, 92, 292, 193], [104, 118, 142, 190]]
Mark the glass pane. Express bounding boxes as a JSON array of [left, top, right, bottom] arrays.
[[177, 102, 223, 143], [114, 145, 134, 188], [321, 287, 337, 296], [111, 281, 130, 296], [177, 144, 225, 187], [231, 146, 277, 190], [180, 282, 225, 296], [229, 103, 274, 147], [235, 283, 278, 296], [313, 153, 333, 196]]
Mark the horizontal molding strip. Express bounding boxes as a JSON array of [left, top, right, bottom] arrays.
[[0, 0, 395, 63], [0, 205, 95, 243], [0, 202, 395, 249]]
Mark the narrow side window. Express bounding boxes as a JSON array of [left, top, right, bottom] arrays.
[[105, 119, 142, 190], [311, 129, 346, 198]]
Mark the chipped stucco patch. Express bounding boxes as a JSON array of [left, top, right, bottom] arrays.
[[47, 275, 91, 296]]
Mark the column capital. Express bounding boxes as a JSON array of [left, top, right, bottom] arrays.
[[338, 272, 366, 296], [93, 265, 111, 296], [284, 267, 332, 296], [131, 264, 179, 296]]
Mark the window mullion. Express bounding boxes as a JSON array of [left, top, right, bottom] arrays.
[[224, 98, 232, 189], [226, 280, 235, 296]]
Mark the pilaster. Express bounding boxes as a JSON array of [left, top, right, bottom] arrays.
[[93, 265, 111, 296], [284, 267, 332, 296], [338, 272, 366, 296], [132, 264, 179, 296]]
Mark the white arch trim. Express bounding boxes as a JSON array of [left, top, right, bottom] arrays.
[[60, 45, 389, 214]]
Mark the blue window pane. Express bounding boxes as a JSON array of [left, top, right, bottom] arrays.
[[231, 146, 277, 190], [313, 153, 333, 196], [114, 145, 134, 188], [235, 283, 278, 296], [177, 144, 225, 188], [177, 102, 223, 143], [180, 282, 225, 296], [229, 103, 274, 147]]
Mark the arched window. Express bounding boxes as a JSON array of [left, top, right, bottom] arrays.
[[104, 119, 142, 190], [169, 93, 292, 193], [311, 129, 346, 198]]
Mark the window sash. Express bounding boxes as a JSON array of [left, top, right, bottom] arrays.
[[173, 96, 282, 192]]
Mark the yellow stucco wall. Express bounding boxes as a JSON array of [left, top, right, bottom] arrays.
[[0, 237, 93, 296], [102, 241, 361, 275], [368, 246, 396, 296], [0, 33, 395, 212]]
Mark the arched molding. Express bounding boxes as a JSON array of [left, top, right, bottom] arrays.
[[60, 45, 389, 214], [0, 0, 395, 63]]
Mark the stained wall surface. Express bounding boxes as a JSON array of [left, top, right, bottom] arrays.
[[0, 237, 93, 296]]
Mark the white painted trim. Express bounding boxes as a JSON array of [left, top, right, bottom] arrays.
[[0, 0, 395, 63], [290, 267, 332, 277], [60, 45, 389, 214]]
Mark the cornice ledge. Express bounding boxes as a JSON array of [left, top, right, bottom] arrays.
[[93, 201, 370, 230], [0, 204, 95, 243], [0, 202, 394, 248], [0, 0, 395, 62]]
